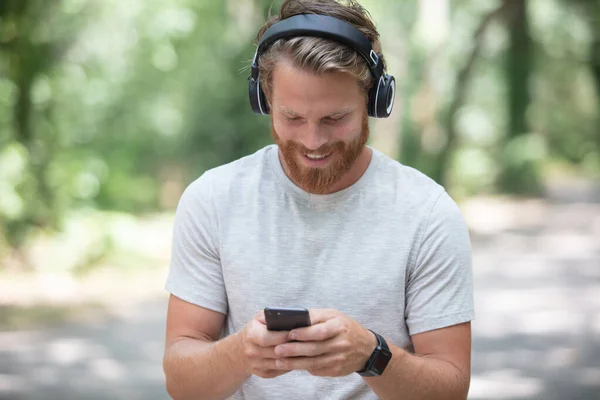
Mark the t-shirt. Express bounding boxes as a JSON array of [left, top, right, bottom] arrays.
[[165, 144, 475, 399]]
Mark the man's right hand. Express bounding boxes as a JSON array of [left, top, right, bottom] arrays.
[[238, 310, 292, 379]]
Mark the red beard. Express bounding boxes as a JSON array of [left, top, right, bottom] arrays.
[[271, 113, 369, 194]]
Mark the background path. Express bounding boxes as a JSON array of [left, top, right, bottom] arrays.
[[1, 198, 599, 400]]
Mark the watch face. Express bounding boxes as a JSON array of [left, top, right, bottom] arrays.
[[373, 354, 390, 373], [372, 348, 392, 374]]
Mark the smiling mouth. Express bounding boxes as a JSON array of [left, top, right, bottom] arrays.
[[305, 152, 331, 160]]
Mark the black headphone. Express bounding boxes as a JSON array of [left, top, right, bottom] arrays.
[[248, 14, 395, 118]]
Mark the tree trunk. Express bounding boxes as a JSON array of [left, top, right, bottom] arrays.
[[497, 0, 542, 195], [507, 0, 531, 142], [591, 15, 600, 99], [3, 0, 58, 254], [588, 2, 600, 152]]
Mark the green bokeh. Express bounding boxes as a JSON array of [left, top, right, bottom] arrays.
[[0, 0, 599, 266]]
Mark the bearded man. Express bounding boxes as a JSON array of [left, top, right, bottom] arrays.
[[162, 1, 475, 399]]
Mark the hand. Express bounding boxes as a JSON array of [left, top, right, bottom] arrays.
[[238, 310, 292, 379], [272, 309, 378, 377]]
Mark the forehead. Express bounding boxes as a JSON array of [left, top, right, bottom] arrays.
[[270, 60, 364, 116]]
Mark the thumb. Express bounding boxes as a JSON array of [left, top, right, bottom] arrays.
[[256, 310, 266, 325], [309, 308, 339, 324]]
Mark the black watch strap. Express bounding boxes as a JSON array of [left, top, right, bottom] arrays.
[[356, 329, 392, 377]]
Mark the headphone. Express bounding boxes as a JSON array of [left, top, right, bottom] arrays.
[[248, 14, 396, 118]]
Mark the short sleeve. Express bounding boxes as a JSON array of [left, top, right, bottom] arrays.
[[165, 173, 228, 314], [405, 191, 475, 335]]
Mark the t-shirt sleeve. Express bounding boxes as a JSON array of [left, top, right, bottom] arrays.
[[164, 173, 228, 314], [405, 190, 475, 335]]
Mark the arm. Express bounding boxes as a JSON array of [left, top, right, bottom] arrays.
[[364, 322, 471, 400], [163, 295, 293, 399], [163, 294, 250, 400]]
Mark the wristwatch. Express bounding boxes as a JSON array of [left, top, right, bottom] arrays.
[[356, 329, 392, 377]]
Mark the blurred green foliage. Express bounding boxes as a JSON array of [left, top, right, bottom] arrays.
[[0, 0, 599, 267]]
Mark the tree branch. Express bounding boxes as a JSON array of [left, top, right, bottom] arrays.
[[436, 2, 510, 185], [450, 3, 509, 118]]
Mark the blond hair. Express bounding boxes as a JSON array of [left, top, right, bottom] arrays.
[[255, 0, 386, 100]]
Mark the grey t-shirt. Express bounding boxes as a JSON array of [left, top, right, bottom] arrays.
[[165, 144, 475, 399]]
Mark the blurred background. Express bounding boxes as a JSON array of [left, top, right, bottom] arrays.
[[0, 0, 599, 399]]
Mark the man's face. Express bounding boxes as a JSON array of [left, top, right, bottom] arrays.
[[269, 60, 369, 195]]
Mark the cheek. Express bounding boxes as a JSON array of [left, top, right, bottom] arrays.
[[332, 121, 360, 141], [273, 120, 296, 141], [334, 125, 352, 138]]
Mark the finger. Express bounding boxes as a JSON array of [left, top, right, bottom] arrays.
[[257, 357, 279, 371], [308, 365, 345, 377], [254, 368, 292, 379], [245, 343, 283, 360], [275, 353, 342, 372], [274, 338, 333, 358], [308, 308, 339, 324], [249, 324, 290, 347], [247, 351, 286, 371], [289, 318, 340, 342]]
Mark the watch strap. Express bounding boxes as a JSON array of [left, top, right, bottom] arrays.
[[356, 329, 392, 376]]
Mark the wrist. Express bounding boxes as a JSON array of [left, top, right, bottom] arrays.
[[221, 331, 252, 379], [363, 328, 378, 362], [357, 328, 378, 370], [356, 329, 393, 377]]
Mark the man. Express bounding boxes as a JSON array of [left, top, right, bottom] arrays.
[[162, 1, 474, 399]]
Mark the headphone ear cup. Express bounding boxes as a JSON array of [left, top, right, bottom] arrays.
[[367, 81, 378, 118], [374, 75, 395, 118], [249, 78, 270, 115]]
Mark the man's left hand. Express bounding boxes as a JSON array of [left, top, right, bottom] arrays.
[[273, 308, 377, 377]]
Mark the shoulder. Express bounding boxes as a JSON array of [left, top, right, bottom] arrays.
[[183, 145, 276, 202], [371, 148, 446, 208], [369, 149, 469, 242]]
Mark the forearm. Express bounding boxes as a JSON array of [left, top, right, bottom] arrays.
[[364, 344, 470, 400], [163, 331, 251, 400]]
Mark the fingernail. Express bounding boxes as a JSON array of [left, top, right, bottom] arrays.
[[275, 346, 284, 356], [288, 332, 297, 340], [276, 359, 284, 369]]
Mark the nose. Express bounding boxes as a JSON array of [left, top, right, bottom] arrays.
[[301, 122, 329, 151]]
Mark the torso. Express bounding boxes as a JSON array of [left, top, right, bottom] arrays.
[[209, 145, 443, 399]]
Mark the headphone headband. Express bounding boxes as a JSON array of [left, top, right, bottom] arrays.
[[248, 13, 395, 118], [251, 14, 384, 82]]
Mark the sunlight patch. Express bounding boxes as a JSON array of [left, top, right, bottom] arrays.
[[469, 369, 543, 399]]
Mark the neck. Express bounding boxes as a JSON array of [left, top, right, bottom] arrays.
[[278, 146, 373, 195]]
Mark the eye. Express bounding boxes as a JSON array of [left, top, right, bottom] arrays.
[[286, 116, 303, 123], [325, 114, 347, 124]]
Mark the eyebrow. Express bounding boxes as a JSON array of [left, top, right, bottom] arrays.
[[279, 106, 354, 118]]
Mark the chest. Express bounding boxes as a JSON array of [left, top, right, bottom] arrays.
[[219, 202, 414, 330]]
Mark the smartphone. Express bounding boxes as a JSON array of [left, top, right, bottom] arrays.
[[264, 307, 311, 331]]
